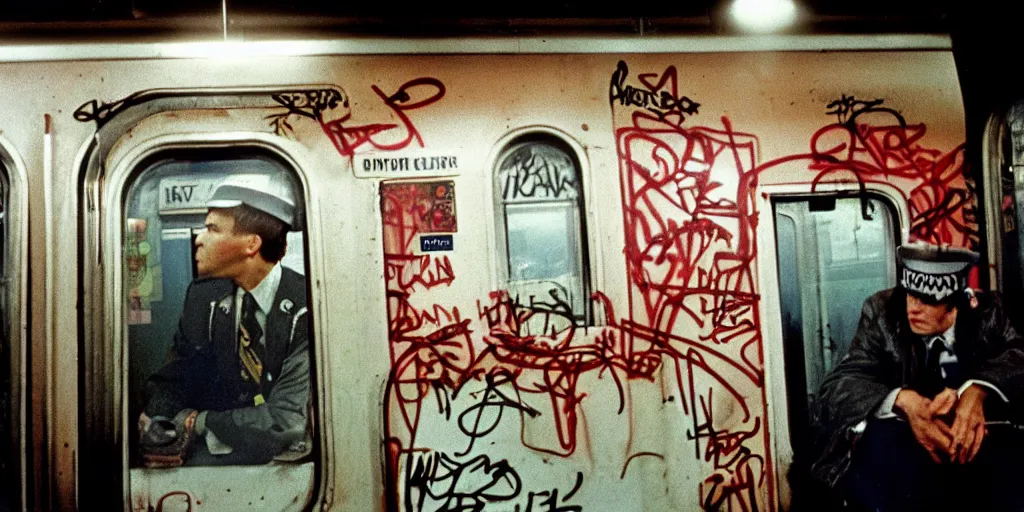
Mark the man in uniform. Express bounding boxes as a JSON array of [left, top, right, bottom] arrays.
[[812, 242, 1024, 510], [139, 174, 311, 467]]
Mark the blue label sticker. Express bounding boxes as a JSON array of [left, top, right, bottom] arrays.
[[420, 234, 453, 252]]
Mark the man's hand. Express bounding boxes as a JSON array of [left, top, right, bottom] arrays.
[[138, 412, 152, 434], [950, 384, 988, 464], [895, 389, 954, 463], [139, 409, 199, 468], [929, 388, 958, 419]]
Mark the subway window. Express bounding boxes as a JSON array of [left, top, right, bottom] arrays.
[[774, 195, 898, 446], [495, 137, 590, 322], [123, 150, 315, 507]]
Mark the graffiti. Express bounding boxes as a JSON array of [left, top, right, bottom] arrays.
[[272, 89, 345, 119], [805, 96, 975, 247], [321, 77, 445, 157], [470, 291, 669, 457], [825, 94, 905, 129], [154, 491, 195, 512], [74, 87, 349, 133], [407, 452, 523, 512], [381, 181, 457, 236], [267, 88, 347, 136], [514, 473, 583, 512], [404, 452, 583, 512], [612, 95, 767, 507], [620, 452, 665, 480], [701, 459, 761, 512], [263, 79, 443, 158], [382, 178, 472, 470], [74, 91, 149, 127], [455, 371, 541, 456], [609, 60, 701, 124], [381, 60, 973, 512], [689, 391, 765, 511], [386, 315, 473, 442], [606, 61, 975, 509], [499, 144, 579, 201]]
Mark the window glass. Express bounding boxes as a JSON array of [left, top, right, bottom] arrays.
[[775, 196, 897, 440], [506, 203, 578, 281], [123, 151, 315, 509], [497, 140, 588, 320]]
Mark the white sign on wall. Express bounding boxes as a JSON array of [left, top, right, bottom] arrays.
[[158, 176, 221, 213], [353, 151, 462, 179]]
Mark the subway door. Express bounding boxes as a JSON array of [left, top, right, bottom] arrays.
[[74, 87, 380, 511], [985, 101, 1024, 334], [759, 191, 900, 509]]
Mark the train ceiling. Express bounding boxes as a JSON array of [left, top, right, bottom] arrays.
[[0, 0, 978, 40]]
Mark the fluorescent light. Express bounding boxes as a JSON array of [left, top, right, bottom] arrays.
[[159, 40, 310, 59], [730, 0, 798, 33]]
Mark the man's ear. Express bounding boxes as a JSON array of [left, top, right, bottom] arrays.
[[244, 233, 263, 258], [965, 288, 979, 309]]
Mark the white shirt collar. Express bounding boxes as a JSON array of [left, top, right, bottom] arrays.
[[240, 264, 282, 315], [927, 323, 956, 351]]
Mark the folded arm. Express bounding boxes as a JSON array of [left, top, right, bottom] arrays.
[[203, 331, 311, 461]]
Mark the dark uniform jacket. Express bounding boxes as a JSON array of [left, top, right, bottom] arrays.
[[811, 288, 1024, 487], [145, 266, 310, 464]]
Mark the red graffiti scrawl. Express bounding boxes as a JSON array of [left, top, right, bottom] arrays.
[[267, 78, 445, 161], [378, 62, 974, 512], [322, 78, 445, 158]]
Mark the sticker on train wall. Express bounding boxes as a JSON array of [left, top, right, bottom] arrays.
[[419, 234, 453, 252], [354, 151, 461, 179], [380, 180, 457, 234]]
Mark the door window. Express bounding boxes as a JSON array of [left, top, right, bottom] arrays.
[[774, 196, 897, 442], [123, 150, 316, 510]]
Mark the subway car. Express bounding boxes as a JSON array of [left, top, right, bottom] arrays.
[[0, 32, 1018, 511]]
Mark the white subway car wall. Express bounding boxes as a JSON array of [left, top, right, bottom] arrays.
[[0, 43, 967, 510]]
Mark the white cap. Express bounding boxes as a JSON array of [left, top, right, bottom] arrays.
[[207, 174, 297, 228]]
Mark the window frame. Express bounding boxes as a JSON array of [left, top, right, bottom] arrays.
[[82, 131, 327, 509], [121, 147, 312, 464], [490, 130, 597, 325], [0, 135, 28, 511], [772, 193, 900, 436]]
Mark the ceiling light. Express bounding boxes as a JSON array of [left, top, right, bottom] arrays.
[[730, 0, 798, 33]]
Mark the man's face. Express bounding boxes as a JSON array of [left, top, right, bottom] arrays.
[[905, 293, 957, 335], [194, 209, 254, 279]]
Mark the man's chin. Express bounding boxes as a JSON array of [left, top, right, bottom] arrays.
[[908, 322, 937, 336]]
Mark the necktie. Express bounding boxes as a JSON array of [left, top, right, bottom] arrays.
[[238, 292, 264, 384], [924, 336, 956, 394]]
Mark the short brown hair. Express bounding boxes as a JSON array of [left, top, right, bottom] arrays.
[[228, 204, 288, 263]]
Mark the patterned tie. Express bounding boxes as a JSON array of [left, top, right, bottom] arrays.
[[238, 292, 264, 385]]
